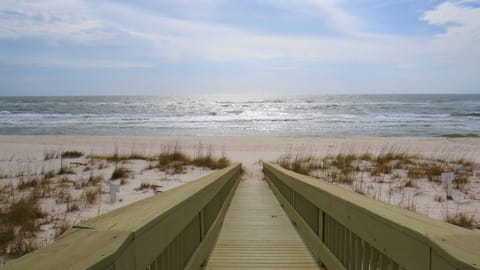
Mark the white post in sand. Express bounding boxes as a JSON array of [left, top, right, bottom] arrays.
[[109, 182, 120, 203], [441, 172, 455, 200]]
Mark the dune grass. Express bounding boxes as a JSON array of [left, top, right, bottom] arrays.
[[58, 165, 75, 175], [0, 142, 233, 258], [111, 166, 130, 180], [61, 150, 83, 159], [43, 152, 58, 161], [137, 182, 162, 191], [277, 150, 473, 187], [277, 154, 320, 175], [0, 194, 46, 255], [6, 195, 45, 232], [85, 188, 101, 205], [17, 178, 38, 190], [88, 152, 153, 162], [54, 219, 71, 239], [155, 145, 231, 174], [446, 212, 476, 229], [275, 149, 478, 229], [88, 143, 232, 175]]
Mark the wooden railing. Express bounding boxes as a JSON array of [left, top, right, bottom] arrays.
[[263, 162, 480, 270], [4, 164, 242, 270]]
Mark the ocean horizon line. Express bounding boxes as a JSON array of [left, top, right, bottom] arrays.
[[1, 93, 480, 98]]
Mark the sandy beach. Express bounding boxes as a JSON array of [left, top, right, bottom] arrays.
[[2, 135, 480, 167], [0, 135, 479, 263]]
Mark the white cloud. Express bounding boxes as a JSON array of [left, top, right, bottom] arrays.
[[259, 0, 360, 32], [309, 0, 359, 30], [0, 0, 478, 73], [0, 0, 391, 64], [421, 1, 480, 42], [95, 1, 408, 63], [0, 0, 109, 44], [0, 52, 153, 68], [420, 1, 480, 68]]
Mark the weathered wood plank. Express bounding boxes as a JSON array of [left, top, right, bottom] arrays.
[[266, 175, 346, 270], [205, 178, 319, 269]]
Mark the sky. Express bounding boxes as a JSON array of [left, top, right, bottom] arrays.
[[0, 0, 479, 96]]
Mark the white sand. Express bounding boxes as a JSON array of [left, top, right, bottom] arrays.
[[0, 135, 479, 262]]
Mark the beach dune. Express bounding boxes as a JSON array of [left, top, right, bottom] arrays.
[[0, 135, 479, 262]]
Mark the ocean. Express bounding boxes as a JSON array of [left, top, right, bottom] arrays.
[[0, 95, 479, 137]]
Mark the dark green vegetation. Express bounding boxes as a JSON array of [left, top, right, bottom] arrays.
[[441, 133, 480, 138]]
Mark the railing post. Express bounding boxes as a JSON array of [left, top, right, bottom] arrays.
[[319, 209, 324, 241], [199, 210, 205, 241], [292, 190, 296, 208]]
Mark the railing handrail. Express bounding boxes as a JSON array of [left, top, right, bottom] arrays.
[[263, 162, 480, 270], [5, 164, 242, 270]]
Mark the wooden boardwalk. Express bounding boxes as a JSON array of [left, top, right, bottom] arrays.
[[205, 178, 319, 269]]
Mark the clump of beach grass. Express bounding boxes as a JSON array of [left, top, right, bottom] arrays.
[[61, 150, 83, 159], [407, 165, 424, 179], [54, 219, 71, 239], [0, 224, 15, 252], [8, 237, 37, 257], [55, 188, 72, 204], [277, 153, 320, 175], [6, 195, 46, 232], [85, 188, 101, 205], [156, 143, 231, 174], [139, 182, 155, 190], [86, 174, 103, 186], [136, 182, 162, 192], [44, 151, 58, 161], [58, 166, 75, 175], [88, 152, 152, 163], [43, 169, 56, 180], [0, 193, 46, 256], [67, 201, 80, 212], [446, 212, 476, 229], [17, 178, 38, 190], [157, 148, 191, 174], [111, 166, 130, 180]]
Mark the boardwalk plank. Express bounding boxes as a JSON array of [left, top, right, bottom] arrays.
[[205, 179, 319, 269]]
